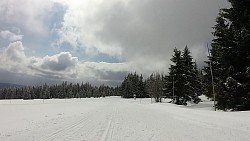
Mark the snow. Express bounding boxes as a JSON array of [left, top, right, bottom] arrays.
[[0, 97, 250, 141], [183, 95, 217, 111]]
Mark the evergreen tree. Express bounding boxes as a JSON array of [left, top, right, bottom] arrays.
[[193, 62, 203, 103], [0, 81, 117, 100], [182, 46, 195, 103], [138, 74, 146, 98], [165, 47, 201, 105], [203, 12, 229, 100], [182, 47, 202, 103], [167, 48, 186, 105], [204, 0, 250, 110], [119, 73, 146, 98]]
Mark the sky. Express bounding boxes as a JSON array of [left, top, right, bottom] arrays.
[[0, 0, 229, 86]]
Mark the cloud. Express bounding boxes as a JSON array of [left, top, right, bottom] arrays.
[[5, 41, 26, 62], [40, 52, 78, 71], [0, 41, 29, 74], [56, 0, 229, 74], [0, 0, 230, 86], [0, 41, 129, 85], [55, 0, 124, 56], [0, 41, 76, 79], [0, 30, 23, 42], [0, 0, 54, 34], [75, 61, 130, 85], [0, 68, 62, 86]]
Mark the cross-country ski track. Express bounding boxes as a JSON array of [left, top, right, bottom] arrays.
[[0, 97, 250, 141]]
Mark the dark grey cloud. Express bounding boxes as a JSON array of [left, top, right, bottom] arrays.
[[28, 65, 64, 79], [56, 0, 230, 76], [95, 70, 128, 81], [0, 68, 61, 86], [93, 0, 229, 68]]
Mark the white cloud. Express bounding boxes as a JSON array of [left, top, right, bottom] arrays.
[[0, 41, 29, 74], [0, 30, 23, 42], [0, 0, 53, 34], [0, 41, 129, 84], [40, 52, 78, 71], [55, 0, 124, 56]]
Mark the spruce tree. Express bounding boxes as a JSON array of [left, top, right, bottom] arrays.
[[204, 0, 250, 110], [168, 48, 186, 105], [165, 47, 202, 105], [193, 61, 202, 103], [182, 46, 197, 103]]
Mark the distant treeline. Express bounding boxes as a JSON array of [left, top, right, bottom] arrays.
[[0, 82, 119, 99]]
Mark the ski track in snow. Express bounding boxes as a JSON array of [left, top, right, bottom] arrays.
[[38, 114, 91, 141], [100, 107, 116, 141], [0, 97, 250, 141]]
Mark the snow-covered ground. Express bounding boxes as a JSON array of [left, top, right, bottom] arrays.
[[0, 97, 250, 141]]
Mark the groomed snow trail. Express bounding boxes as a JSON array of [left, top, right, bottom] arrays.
[[0, 97, 250, 141]]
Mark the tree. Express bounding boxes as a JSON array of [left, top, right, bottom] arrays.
[[138, 74, 147, 98], [119, 73, 146, 98], [203, 0, 250, 110], [0, 81, 117, 100], [145, 73, 164, 102], [182, 47, 202, 103], [164, 47, 201, 105], [193, 62, 203, 103], [23, 87, 31, 100], [167, 48, 186, 105]]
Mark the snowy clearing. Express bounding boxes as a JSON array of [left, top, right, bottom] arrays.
[[0, 97, 250, 141]]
